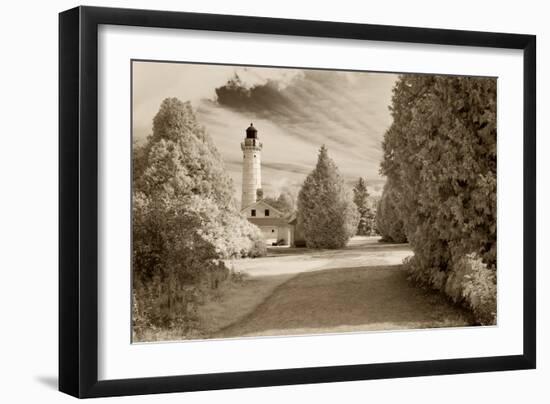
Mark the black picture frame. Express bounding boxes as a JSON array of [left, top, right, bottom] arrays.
[[59, 5, 536, 398]]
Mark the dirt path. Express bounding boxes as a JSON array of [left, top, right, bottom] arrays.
[[214, 265, 474, 338], [228, 236, 413, 277]]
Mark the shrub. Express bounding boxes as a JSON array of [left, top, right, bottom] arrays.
[[132, 274, 204, 340], [404, 255, 447, 291], [405, 253, 496, 325], [447, 254, 497, 325], [249, 237, 268, 258]]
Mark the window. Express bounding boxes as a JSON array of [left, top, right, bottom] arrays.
[[265, 209, 270, 216], [251, 209, 256, 217]]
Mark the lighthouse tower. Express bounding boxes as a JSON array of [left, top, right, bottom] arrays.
[[241, 123, 263, 209]]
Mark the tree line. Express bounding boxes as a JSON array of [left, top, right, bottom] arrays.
[[377, 74, 497, 324]]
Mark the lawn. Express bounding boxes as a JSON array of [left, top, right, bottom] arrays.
[[196, 273, 295, 336], [135, 237, 474, 342], [214, 265, 474, 339]]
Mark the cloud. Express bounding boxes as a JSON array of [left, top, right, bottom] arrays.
[[226, 67, 304, 89], [261, 161, 312, 175], [132, 61, 397, 201], [213, 69, 396, 155]]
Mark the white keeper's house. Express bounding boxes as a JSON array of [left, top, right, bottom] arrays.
[[239, 123, 304, 246]]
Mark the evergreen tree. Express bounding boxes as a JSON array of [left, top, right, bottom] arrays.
[[380, 74, 496, 291], [352, 177, 375, 235], [297, 145, 359, 248]]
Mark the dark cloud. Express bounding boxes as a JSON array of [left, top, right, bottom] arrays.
[[216, 75, 291, 118]]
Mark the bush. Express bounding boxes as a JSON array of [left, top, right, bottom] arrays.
[[132, 275, 203, 339], [404, 255, 447, 291], [446, 255, 496, 325], [249, 237, 267, 258], [405, 253, 496, 325]]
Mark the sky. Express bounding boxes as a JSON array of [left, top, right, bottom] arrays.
[[132, 61, 398, 201]]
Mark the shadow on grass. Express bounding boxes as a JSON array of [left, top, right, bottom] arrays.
[[215, 265, 475, 338]]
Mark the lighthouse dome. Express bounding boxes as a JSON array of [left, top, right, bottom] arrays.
[[246, 123, 258, 139]]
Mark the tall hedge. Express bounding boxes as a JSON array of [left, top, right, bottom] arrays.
[[297, 145, 359, 248], [376, 181, 407, 243], [132, 98, 264, 337], [380, 75, 497, 321]]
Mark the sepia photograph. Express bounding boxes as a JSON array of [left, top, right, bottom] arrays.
[[131, 60, 497, 343]]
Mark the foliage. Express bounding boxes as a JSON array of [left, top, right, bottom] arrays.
[[444, 254, 497, 325], [406, 253, 496, 325], [263, 187, 297, 216], [376, 181, 407, 243], [297, 145, 359, 248], [380, 74, 497, 316], [249, 237, 268, 258], [353, 177, 377, 236], [132, 98, 265, 339]]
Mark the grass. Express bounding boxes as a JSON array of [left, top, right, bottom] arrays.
[[135, 264, 475, 342], [133, 272, 296, 342], [134, 236, 476, 342], [214, 265, 475, 339], [196, 272, 295, 336]]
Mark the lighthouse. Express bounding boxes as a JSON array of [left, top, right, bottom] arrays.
[[239, 123, 298, 247], [241, 123, 263, 208]]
